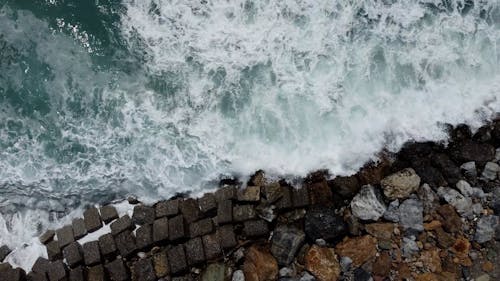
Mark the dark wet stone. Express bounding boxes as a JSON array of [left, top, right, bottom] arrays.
[[185, 237, 205, 266], [68, 266, 84, 281], [172, 276, 194, 281], [216, 200, 233, 225], [136, 224, 154, 250], [83, 241, 101, 266], [56, 225, 74, 249], [307, 179, 333, 206], [189, 218, 214, 238], [292, 187, 310, 208], [271, 225, 306, 265], [202, 234, 222, 260], [330, 175, 361, 199], [98, 233, 117, 259], [32, 257, 50, 274], [473, 125, 492, 143], [62, 242, 83, 268], [353, 267, 372, 281], [167, 245, 188, 275], [105, 258, 129, 281], [233, 205, 256, 222], [169, 215, 185, 242], [214, 186, 237, 202], [3, 267, 26, 281], [27, 271, 47, 281], [0, 245, 12, 262], [433, 153, 462, 185], [132, 205, 155, 225], [414, 165, 446, 188], [133, 258, 156, 281], [87, 264, 105, 281], [451, 124, 472, 142], [71, 219, 87, 240], [47, 260, 67, 281], [99, 205, 118, 224], [179, 198, 201, 224], [84, 207, 102, 233], [198, 193, 217, 214], [39, 230, 55, 245], [153, 217, 169, 243], [216, 225, 237, 250], [46, 240, 62, 261], [243, 220, 269, 237], [304, 207, 346, 241], [0, 262, 12, 272], [276, 186, 293, 210], [114, 230, 136, 258], [450, 140, 495, 163], [155, 199, 180, 218], [127, 196, 140, 205], [110, 215, 134, 236]]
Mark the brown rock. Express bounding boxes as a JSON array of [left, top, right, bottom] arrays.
[[237, 186, 261, 202], [243, 245, 278, 281], [395, 263, 412, 281], [436, 204, 462, 233], [482, 261, 494, 272], [419, 249, 442, 273], [451, 236, 472, 267], [434, 227, 455, 249], [304, 245, 340, 281], [335, 235, 377, 267], [424, 220, 442, 231], [153, 250, 169, 278], [365, 223, 394, 240], [307, 180, 333, 206], [357, 158, 391, 185], [415, 273, 439, 281], [372, 252, 391, 277]]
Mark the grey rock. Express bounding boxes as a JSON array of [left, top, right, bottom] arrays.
[[417, 183, 439, 214], [292, 187, 310, 208], [460, 161, 477, 179], [179, 198, 201, 224], [71, 218, 87, 240], [198, 193, 217, 213], [233, 205, 257, 222], [133, 258, 156, 281], [243, 220, 269, 237], [87, 264, 105, 281], [216, 200, 233, 225], [456, 180, 485, 198], [202, 234, 222, 260], [300, 272, 316, 281], [47, 260, 67, 281], [185, 237, 205, 266], [402, 236, 419, 258], [276, 186, 293, 210], [475, 215, 499, 243], [340, 256, 352, 272], [110, 215, 134, 236], [105, 258, 129, 281], [98, 233, 117, 258], [202, 263, 227, 281], [380, 168, 421, 200], [256, 204, 276, 222], [350, 185, 386, 221], [153, 217, 169, 243], [398, 198, 424, 232], [155, 199, 180, 218], [482, 162, 500, 180], [99, 205, 118, 224], [216, 224, 237, 250], [46, 240, 62, 261], [132, 205, 155, 225], [82, 241, 101, 266], [68, 266, 84, 281], [62, 242, 83, 268], [472, 203, 484, 216], [189, 218, 214, 238], [3, 268, 26, 281], [214, 186, 237, 202], [39, 230, 55, 245], [32, 257, 50, 274], [271, 225, 305, 265], [167, 245, 187, 274], [114, 230, 136, 258], [136, 224, 153, 250], [383, 200, 400, 222], [437, 186, 472, 216], [237, 186, 261, 202], [232, 270, 245, 281], [495, 148, 500, 162], [168, 215, 185, 241], [83, 207, 102, 233], [279, 267, 294, 278], [27, 271, 46, 281], [56, 225, 74, 249]]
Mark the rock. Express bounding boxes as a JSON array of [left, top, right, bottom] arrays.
[[460, 161, 477, 180], [383, 200, 400, 222], [398, 198, 424, 232], [304, 207, 346, 241], [300, 272, 316, 281], [216, 200, 233, 225], [243, 245, 278, 281], [365, 223, 394, 241], [437, 186, 472, 216], [381, 168, 421, 200], [238, 186, 261, 202], [255, 204, 276, 222], [335, 235, 377, 267], [292, 187, 310, 208], [417, 184, 439, 214], [153, 217, 169, 243], [306, 180, 333, 206], [476, 274, 491, 281], [344, 210, 362, 236], [47, 260, 67, 281], [419, 249, 442, 273], [71, 219, 87, 240], [62, 242, 83, 268], [167, 245, 187, 274], [99, 205, 118, 224], [451, 140, 495, 163], [153, 250, 169, 278], [456, 180, 485, 198], [179, 198, 201, 224], [32, 257, 50, 274], [110, 215, 134, 236], [353, 267, 371, 281], [3, 268, 26, 281], [68, 265, 85, 281], [232, 270, 245, 281], [169, 215, 186, 241], [434, 227, 455, 249], [372, 251, 391, 277], [0, 245, 11, 262], [402, 236, 419, 258], [82, 241, 101, 266], [413, 165, 447, 188], [482, 162, 500, 180], [198, 193, 217, 214], [83, 207, 102, 233], [202, 234, 222, 260], [214, 186, 237, 202], [56, 225, 74, 249], [270, 225, 305, 265], [474, 215, 499, 243], [46, 240, 62, 261], [276, 186, 293, 210], [262, 182, 284, 203], [87, 264, 105, 281], [436, 204, 462, 233], [132, 258, 156, 281], [330, 175, 360, 199], [216, 224, 237, 250], [243, 220, 269, 237], [155, 199, 180, 218], [39, 230, 55, 245], [279, 267, 294, 278], [136, 224, 153, 250], [304, 245, 340, 281], [233, 205, 257, 222], [432, 153, 462, 185], [357, 158, 391, 185], [105, 258, 129, 281], [98, 233, 117, 258], [350, 185, 386, 221], [185, 237, 205, 266], [114, 230, 136, 258], [132, 205, 155, 225], [127, 196, 140, 204], [451, 236, 472, 266], [201, 263, 228, 281]]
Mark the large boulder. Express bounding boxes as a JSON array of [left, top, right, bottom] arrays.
[[380, 168, 421, 200], [350, 185, 386, 221]]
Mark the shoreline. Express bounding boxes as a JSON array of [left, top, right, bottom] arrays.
[[0, 119, 499, 281]]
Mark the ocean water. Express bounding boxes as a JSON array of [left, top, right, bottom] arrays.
[[1, 0, 500, 269]]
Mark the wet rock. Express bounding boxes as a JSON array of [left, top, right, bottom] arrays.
[[433, 153, 462, 185], [180, 198, 201, 224], [39, 230, 55, 245], [300, 272, 316, 281], [292, 187, 310, 208], [256, 204, 276, 222], [56, 225, 74, 249], [98, 233, 117, 258], [372, 252, 391, 277], [71, 219, 87, 240], [304, 207, 346, 241], [417, 183, 439, 214], [62, 242, 83, 268], [243, 220, 269, 238], [304, 245, 340, 281], [47, 260, 67, 281], [216, 224, 237, 250], [114, 230, 136, 258], [413, 165, 447, 188], [474, 215, 499, 243], [482, 162, 500, 180], [132, 204, 155, 225], [353, 267, 371, 281], [437, 186, 472, 216], [460, 161, 477, 180], [357, 158, 391, 185], [105, 258, 129, 281], [344, 210, 362, 236], [436, 204, 462, 233], [243, 245, 278, 281], [399, 198, 424, 232], [202, 234, 222, 260], [82, 241, 101, 266], [153, 250, 169, 278], [83, 207, 102, 233], [350, 185, 386, 221], [3, 268, 26, 281], [99, 205, 118, 224], [32, 257, 50, 274], [185, 237, 205, 266], [214, 186, 237, 202], [0, 245, 12, 262], [330, 175, 360, 199], [132, 258, 156, 281], [271, 225, 305, 265], [450, 140, 495, 163], [238, 186, 261, 202], [233, 205, 257, 222], [127, 196, 140, 205], [201, 263, 228, 281], [262, 182, 284, 203], [155, 199, 180, 218], [110, 215, 134, 236], [87, 264, 105, 281], [306, 180, 333, 206], [216, 200, 233, 225], [153, 217, 169, 243], [198, 193, 217, 214], [276, 186, 293, 210], [402, 236, 419, 258], [335, 235, 377, 267], [381, 168, 421, 200], [136, 224, 153, 250], [46, 240, 62, 261], [167, 245, 188, 274], [68, 265, 84, 281], [169, 215, 186, 242]]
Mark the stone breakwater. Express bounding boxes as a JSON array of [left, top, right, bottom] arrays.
[[1, 120, 500, 281]]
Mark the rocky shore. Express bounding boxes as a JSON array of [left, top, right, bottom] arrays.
[[1, 119, 500, 281]]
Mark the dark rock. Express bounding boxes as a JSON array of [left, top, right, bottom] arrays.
[[71, 219, 87, 240], [216, 225, 237, 250], [167, 245, 188, 274], [99, 205, 118, 224], [249, 170, 266, 186], [202, 234, 222, 260], [110, 215, 134, 236], [155, 199, 180, 218], [62, 242, 83, 268], [32, 257, 50, 274], [304, 207, 346, 241], [434, 227, 455, 249], [3, 268, 26, 281], [47, 260, 67, 281], [492, 121, 500, 145], [83, 207, 102, 233], [216, 200, 233, 225], [168, 215, 185, 242], [353, 267, 371, 281], [185, 237, 205, 266], [433, 153, 462, 185], [27, 271, 47, 281], [0, 245, 12, 262], [132, 205, 155, 225], [153, 217, 169, 243], [189, 218, 214, 238], [179, 199, 201, 224], [451, 124, 472, 142], [214, 186, 237, 202], [39, 230, 55, 245], [127, 196, 140, 205], [98, 233, 117, 259], [0, 262, 12, 272], [233, 205, 256, 222], [136, 224, 153, 250], [68, 266, 84, 281], [153, 250, 169, 278], [291, 187, 310, 208], [473, 125, 492, 142], [307, 179, 333, 206], [357, 158, 391, 185], [105, 258, 129, 281], [87, 264, 105, 281], [172, 276, 194, 281], [237, 186, 261, 202], [46, 240, 62, 261], [271, 225, 306, 265], [276, 186, 293, 210], [330, 175, 360, 198], [83, 241, 101, 266], [198, 193, 217, 213], [414, 165, 447, 188], [262, 182, 284, 203], [132, 258, 156, 281], [450, 140, 495, 163], [56, 225, 74, 249], [243, 220, 269, 237], [114, 230, 136, 258]]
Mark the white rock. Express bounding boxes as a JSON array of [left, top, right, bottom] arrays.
[[495, 148, 500, 162], [482, 162, 500, 180], [437, 186, 472, 216], [232, 270, 245, 281], [456, 180, 474, 197], [383, 200, 400, 222], [350, 185, 387, 221], [460, 161, 477, 179], [381, 168, 421, 200], [279, 267, 294, 278]]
